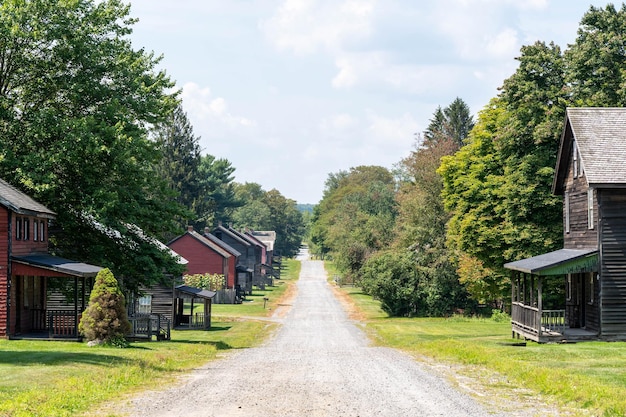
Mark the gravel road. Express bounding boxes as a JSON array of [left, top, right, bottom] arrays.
[[123, 249, 534, 417]]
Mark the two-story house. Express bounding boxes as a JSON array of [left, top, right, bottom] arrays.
[[505, 107, 626, 342], [0, 178, 102, 340]]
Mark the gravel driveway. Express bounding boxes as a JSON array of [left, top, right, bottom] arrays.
[[123, 249, 533, 417]]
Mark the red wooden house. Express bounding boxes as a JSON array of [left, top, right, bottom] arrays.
[[167, 226, 241, 303], [0, 178, 102, 340]]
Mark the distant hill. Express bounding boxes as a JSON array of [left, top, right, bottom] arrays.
[[297, 204, 315, 213]]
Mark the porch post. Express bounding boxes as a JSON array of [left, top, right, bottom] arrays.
[[74, 276, 79, 338], [537, 276, 543, 337]]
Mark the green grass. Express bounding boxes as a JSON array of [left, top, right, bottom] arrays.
[[0, 259, 302, 417], [329, 267, 626, 416], [0, 322, 271, 417]]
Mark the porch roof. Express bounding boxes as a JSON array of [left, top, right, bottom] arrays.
[[12, 254, 102, 278], [504, 248, 598, 276], [175, 285, 216, 300]]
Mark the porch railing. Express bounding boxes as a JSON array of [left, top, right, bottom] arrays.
[[512, 302, 565, 339], [128, 314, 171, 341], [47, 310, 80, 338]]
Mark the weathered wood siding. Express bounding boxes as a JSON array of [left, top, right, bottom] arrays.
[[598, 190, 626, 337], [562, 141, 599, 249], [0, 207, 8, 337], [139, 284, 174, 323]]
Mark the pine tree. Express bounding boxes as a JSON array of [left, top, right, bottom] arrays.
[[79, 268, 131, 345]]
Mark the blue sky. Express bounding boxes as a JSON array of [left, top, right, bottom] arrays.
[[127, 0, 615, 204]]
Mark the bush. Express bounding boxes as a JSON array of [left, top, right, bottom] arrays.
[[79, 268, 131, 344], [491, 309, 510, 323]]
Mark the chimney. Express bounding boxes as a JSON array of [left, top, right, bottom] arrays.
[[204, 227, 210, 235], [187, 225, 194, 232]]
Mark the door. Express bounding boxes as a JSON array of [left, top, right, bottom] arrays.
[[566, 273, 586, 328]]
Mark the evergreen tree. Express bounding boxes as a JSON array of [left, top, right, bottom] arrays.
[[79, 268, 131, 344]]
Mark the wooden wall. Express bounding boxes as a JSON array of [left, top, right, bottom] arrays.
[[168, 235, 228, 277], [0, 207, 8, 337], [562, 145, 599, 249], [599, 189, 626, 337]]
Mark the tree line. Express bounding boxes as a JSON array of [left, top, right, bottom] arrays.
[[310, 4, 626, 316], [0, 0, 305, 292]]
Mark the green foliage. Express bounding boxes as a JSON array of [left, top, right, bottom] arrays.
[[230, 183, 305, 257], [183, 273, 225, 291], [79, 268, 131, 343], [0, 0, 185, 289], [310, 166, 397, 274]]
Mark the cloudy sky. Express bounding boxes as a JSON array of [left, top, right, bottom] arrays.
[[127, 0, 613, 204]]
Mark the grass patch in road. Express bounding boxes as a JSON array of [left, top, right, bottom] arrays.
[[332, 275, 626, 416]]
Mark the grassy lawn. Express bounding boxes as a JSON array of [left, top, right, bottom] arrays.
[[0, 259, 301, 417], [334, 283, 626, 417]]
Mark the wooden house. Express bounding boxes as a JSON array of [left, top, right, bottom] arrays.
[[212, 224, 257, 294], [505, 107, 626, 342], [168, 226, 239, 288], [0, 178, 102, 340], [250, 230, 280, 279]]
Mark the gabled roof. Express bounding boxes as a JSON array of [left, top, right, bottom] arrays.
[[251, 231, 276, 251], [175, 285, 216, 299], [203, 232, 241, 257], [0, 178, 56, 218], [168, 229, 232, 259], [213, 224, 251, 247], [554, 107, 626, 194], [504, 248, 598, 276], [244, 231, 267, 250]]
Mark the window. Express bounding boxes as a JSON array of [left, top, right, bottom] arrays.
[[23, 218, 29, 240], [16, 217, 22, 240], [588, 188, 594, 230], [573, 141, 578, 179], [40, 221, 45, 242], [137, 295, 152, 314], [33, 220, 38, 241], [564, 192, 570, 234]]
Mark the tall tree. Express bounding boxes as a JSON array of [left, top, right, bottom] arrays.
[[153, 104, 201, 234], [439, 41, 567, 306], [0, 0, 184, 290], [195, 155, 241, 229], [309, 166, 397, 278], [566, 4, 626, 106], [424, 98, 474, 146]]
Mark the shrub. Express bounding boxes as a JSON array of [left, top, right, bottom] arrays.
[[79, 268, 131, 344]]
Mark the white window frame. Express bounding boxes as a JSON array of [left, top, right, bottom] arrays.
[[565, 192, 570, 234], [588, 188, 594, 230]]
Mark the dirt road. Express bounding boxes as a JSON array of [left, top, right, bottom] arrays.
[[124, 249, 521, 417]]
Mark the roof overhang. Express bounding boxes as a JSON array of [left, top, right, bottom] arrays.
[[175, 285, 216, 299], [504, 248, 598, 276], [12, 254, 102, 278]]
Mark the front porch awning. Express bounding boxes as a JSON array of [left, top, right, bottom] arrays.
[[175, 285, 216, 300], [504, 248, 598, 276], [12, 254, 102, 278]]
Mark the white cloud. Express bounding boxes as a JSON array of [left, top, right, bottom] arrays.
[[181, 82, 256, 129], [261, 0, 376, 55]]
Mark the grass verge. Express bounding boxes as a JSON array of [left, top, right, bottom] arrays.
[[330, 271, 626, 417], [0, 259, 301, 417]]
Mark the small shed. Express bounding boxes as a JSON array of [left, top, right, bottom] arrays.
[[173, 285, 216, 330]]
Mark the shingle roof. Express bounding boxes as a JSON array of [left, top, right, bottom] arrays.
[[0, 178, 56, 218], [12, 254, 102, 278], [503, 248, 597, 276], [564, 107, 626, 187]]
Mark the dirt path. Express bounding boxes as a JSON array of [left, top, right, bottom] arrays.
[[122, 250, 531, 417]]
